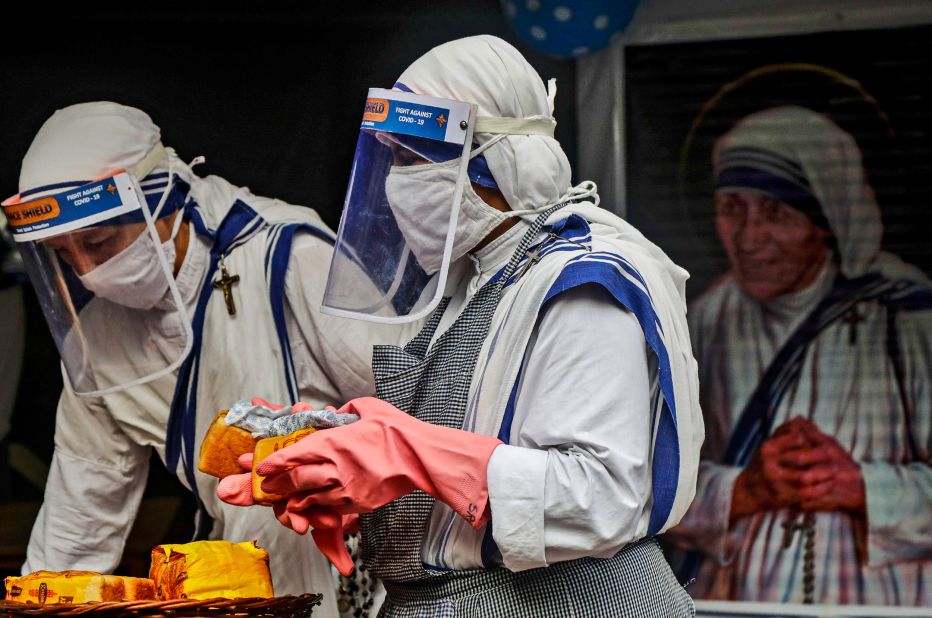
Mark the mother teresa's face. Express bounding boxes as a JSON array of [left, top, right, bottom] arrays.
[[715, 191, 831, 303]]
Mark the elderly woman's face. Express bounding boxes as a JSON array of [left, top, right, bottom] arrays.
[[715, 191, 831, 302]]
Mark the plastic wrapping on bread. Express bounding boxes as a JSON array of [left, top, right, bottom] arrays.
[[199, 400, 358, 489], [251, 429, 317, 505], [3, 571, 155, 604], [149, 540, 273, 600]]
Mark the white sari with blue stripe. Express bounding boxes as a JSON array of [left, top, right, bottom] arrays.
[[420, 202, 703, 572]]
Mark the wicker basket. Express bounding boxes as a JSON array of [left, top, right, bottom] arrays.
[[0, 594, 322, 617]]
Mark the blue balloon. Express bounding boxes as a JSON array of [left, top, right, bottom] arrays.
[[501, 0, 639, 59]]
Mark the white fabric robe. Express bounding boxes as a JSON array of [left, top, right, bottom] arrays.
[[419, 205, 703, 572], [23, 174, 407, 615], [668, 259, 932, 606]]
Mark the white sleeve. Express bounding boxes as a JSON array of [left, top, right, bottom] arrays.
[[861, 309, 932, 566], [487, 284, 654, 571], [24, 371, 149, 574], [284, 233, 418, 404]]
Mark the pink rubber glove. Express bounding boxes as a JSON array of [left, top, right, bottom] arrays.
[[251, 397, 317, 414], [216, 453, 256, 506], [215, 453, 356, 575], [271, 501, 359, 576], [256, 396, 502, 527], [251, 396, 285, 410]]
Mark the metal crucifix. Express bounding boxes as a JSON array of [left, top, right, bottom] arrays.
[[212, 258, 240, 316]]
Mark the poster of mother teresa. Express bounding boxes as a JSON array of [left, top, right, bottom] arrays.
[[620, 24, 932, 609]]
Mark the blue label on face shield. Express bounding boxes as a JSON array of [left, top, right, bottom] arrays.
[[3, 173, 143, 242], [363, 98, 450, 141], [360, 88, 472, 145]]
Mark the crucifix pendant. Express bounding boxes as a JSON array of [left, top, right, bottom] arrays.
[[842, 305, 863, 345], [212, 259, 240, 316], [781, 513, 805, 549], [513, 247, 543, 282]]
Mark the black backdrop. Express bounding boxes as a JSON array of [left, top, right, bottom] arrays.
[[1, 3, 577, 231], [0, 3, 576, 567]]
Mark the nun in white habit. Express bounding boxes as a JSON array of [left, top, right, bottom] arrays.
[[220, 35, 704, 617], [11, 102, 405, 616], [667, 106, 932, 606]]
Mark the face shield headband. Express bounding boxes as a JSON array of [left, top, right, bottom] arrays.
[[2, 144, 188, 240]]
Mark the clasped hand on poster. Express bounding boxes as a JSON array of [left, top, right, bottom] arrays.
[[731, 417, 866, 521]]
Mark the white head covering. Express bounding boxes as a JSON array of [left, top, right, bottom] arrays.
[[395, 35, 572, 212], [18, 101, 188, 197], [713, 106, 883, 278]]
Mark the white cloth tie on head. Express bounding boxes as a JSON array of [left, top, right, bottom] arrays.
[[474, 115, 555, 137], [130, 143, 167, 180]]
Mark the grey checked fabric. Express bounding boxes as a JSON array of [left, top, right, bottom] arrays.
[[379, 539, 694, 618], [361, 205, 694, 616], [363, 206, 560, 583]]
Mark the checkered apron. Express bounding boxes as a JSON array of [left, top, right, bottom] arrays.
[[363, 208, 695, 617]]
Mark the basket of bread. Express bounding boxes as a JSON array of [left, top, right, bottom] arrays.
[[1, 540, 321, 616], [1, 400, 359, 617]]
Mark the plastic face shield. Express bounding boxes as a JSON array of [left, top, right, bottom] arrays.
[[2, 171, 193, 397], [321, 88, 477, 324]]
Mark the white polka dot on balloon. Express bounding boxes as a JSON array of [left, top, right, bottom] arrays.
[[553, 6, 572, 21], [502, 0, 638, 59]]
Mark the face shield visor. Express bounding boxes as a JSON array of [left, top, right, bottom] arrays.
[[321, 88, 478, 324], [1, 147, 193, 397]]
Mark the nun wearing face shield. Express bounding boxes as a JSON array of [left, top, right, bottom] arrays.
[[218, 36, 704, 617], [2, 102, 407, 615]]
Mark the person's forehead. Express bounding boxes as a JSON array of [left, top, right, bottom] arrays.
[[715, 188, 782, 203]]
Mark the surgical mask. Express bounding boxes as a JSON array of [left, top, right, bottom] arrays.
[[77, 151, 188, 310], [385, 159, 507, 275], [78, 224, 179, 310]]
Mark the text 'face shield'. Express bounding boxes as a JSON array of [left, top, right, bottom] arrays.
[[322, 88, 476, 324], [2, 172, 192, 397]]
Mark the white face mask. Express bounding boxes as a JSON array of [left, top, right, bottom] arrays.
[[78, 226, 178, 310], [384, 158, 507, 275]]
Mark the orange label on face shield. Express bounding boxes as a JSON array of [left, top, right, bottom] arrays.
[[363, 98, 390, 123], [2, 197, 60, 228]]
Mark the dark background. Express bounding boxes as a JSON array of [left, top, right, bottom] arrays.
[[625, 24, 932, 299], [0, 2, 576, 578]]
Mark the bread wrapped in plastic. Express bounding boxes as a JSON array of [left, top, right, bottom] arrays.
[[200, 400, 359, 485], [3, 571, 155, 604], [149, 540, 273, 600], [251, 429, 316, 505], [198, 410, 258, 479]]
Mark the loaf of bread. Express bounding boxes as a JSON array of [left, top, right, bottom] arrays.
[[198, 410, 258, 479], [251, 429, 316, 505], [3, 571, 156, 605], [150, 540, 273, 600]]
